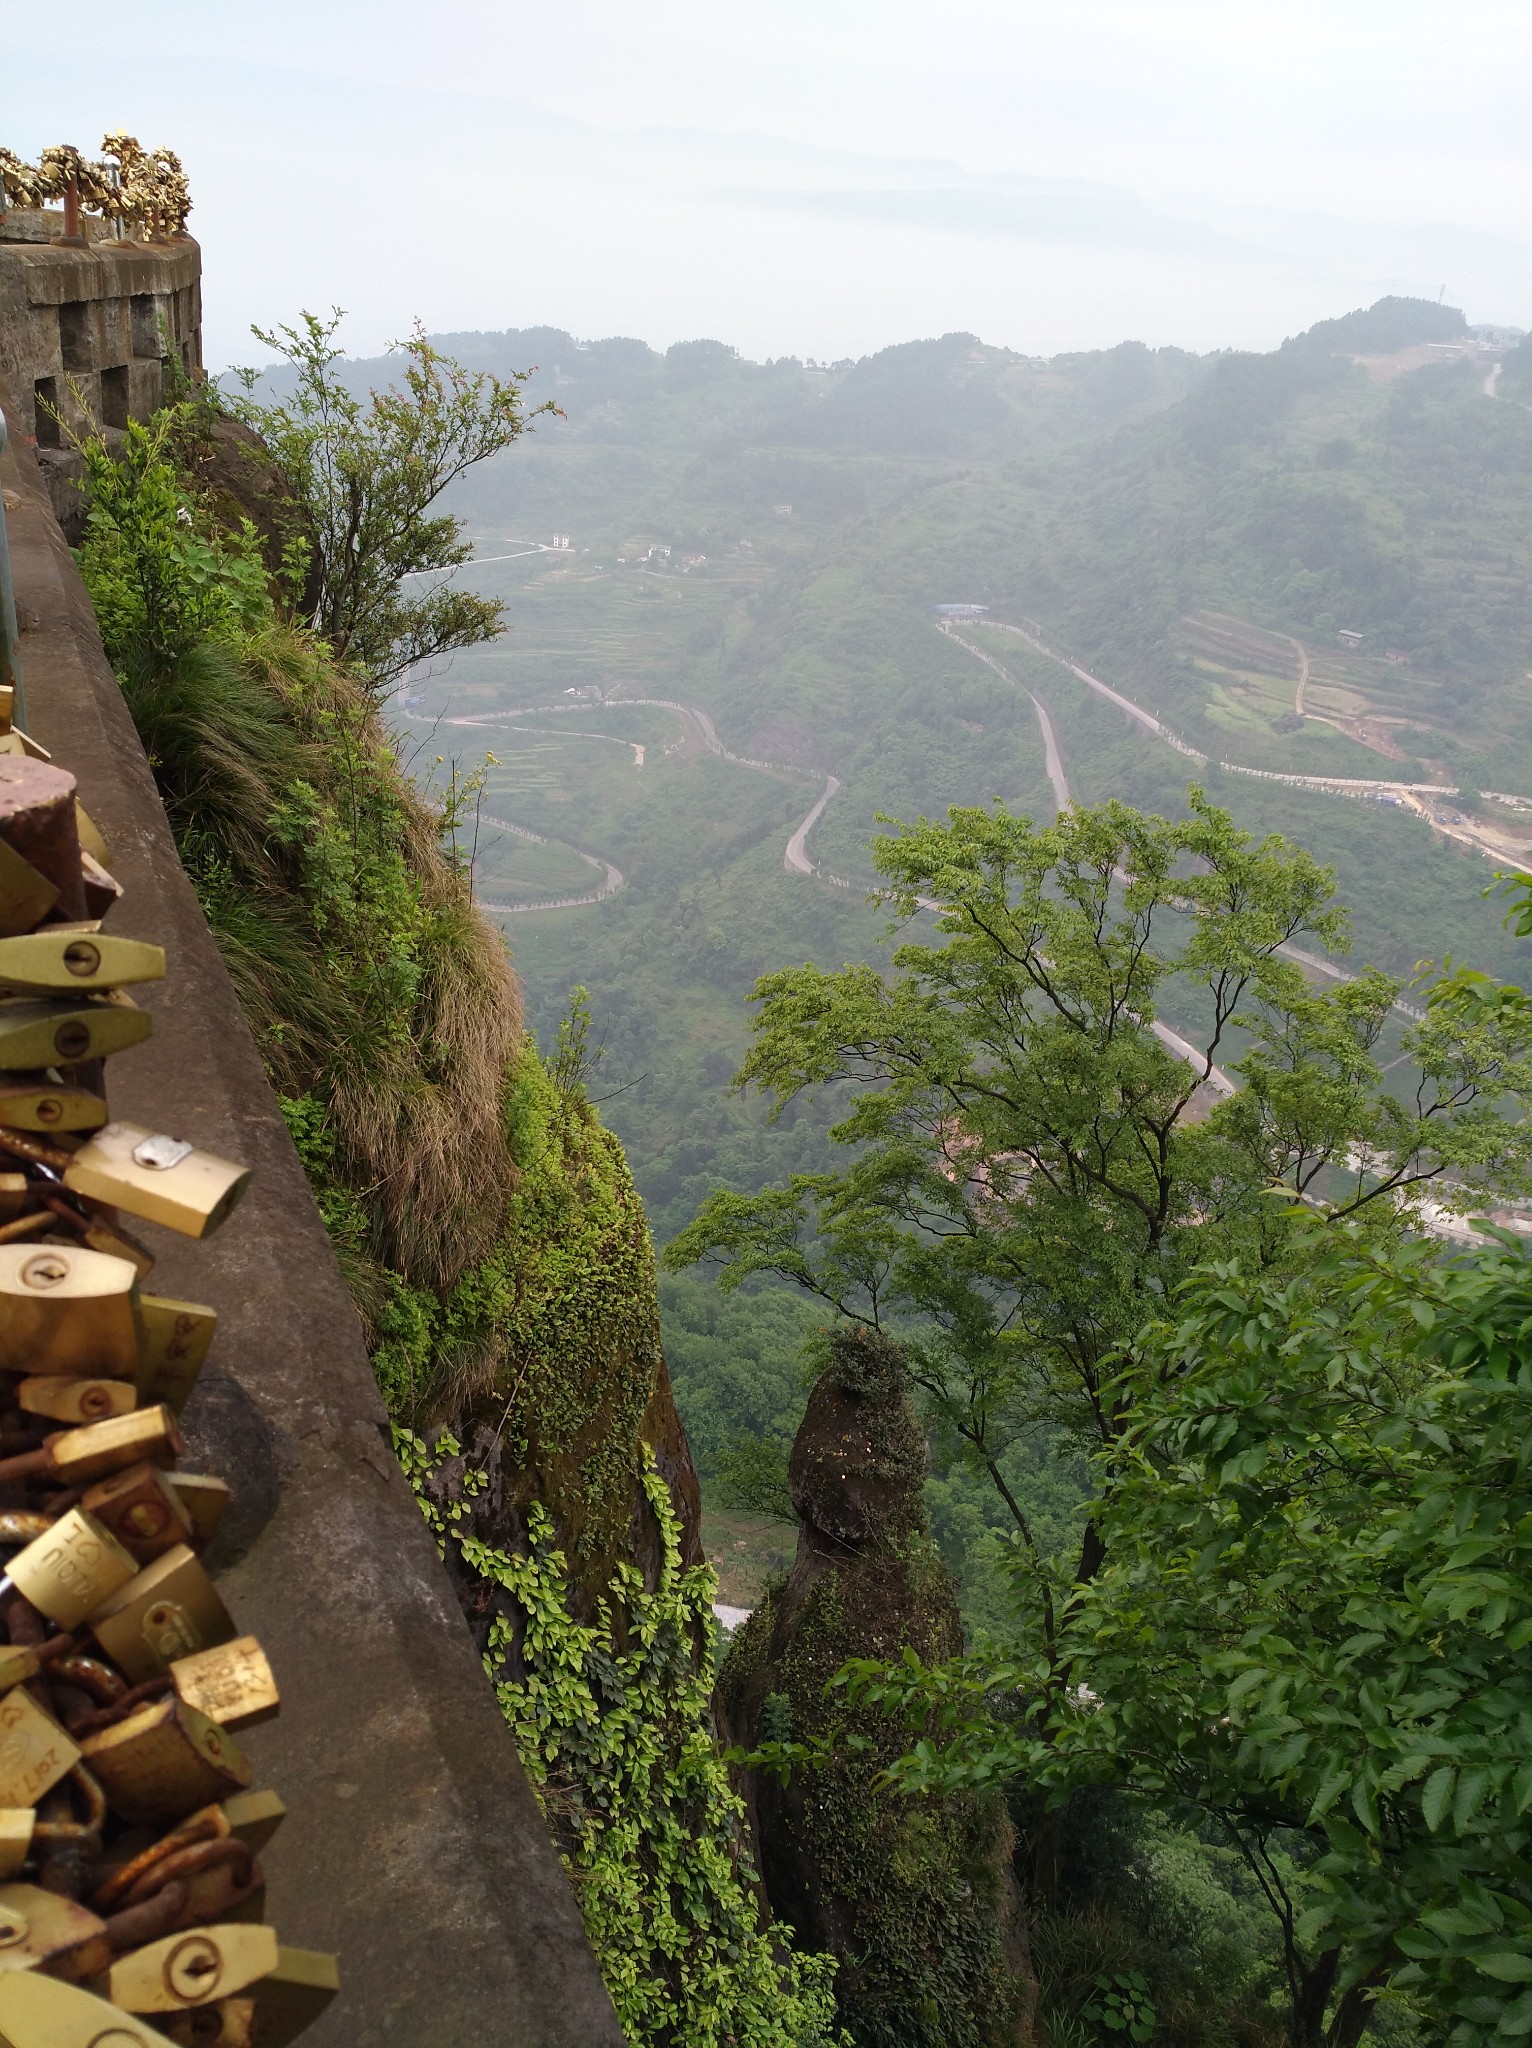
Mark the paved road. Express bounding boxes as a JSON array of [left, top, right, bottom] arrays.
[[476, 811, 626, 914], [785, 775, 842, 873], [1284, 632, 1310, 717]]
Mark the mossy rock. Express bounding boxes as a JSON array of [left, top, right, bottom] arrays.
[[721, 1326, 1034, 2048]]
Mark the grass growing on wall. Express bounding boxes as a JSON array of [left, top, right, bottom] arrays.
[[69, 388, 848, 2044]]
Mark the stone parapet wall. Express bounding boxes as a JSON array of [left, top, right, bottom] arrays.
[[0, 390, 624, 2046], [0, 234, 201, 535]]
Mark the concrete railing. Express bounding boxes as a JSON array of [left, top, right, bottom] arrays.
[[0, 385, 624, 2047]]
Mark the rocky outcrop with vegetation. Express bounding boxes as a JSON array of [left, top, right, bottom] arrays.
[[721, 1325, 1034, 2047]]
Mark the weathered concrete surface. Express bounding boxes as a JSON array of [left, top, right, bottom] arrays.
[[0, 388, 625, 2047], [0, 232, 200, 535]]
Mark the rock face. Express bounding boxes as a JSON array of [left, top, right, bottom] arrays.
[[720, 1325, 1035, 2047]]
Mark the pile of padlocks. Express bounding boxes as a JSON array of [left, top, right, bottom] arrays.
[[0, 712, 337, 2044]]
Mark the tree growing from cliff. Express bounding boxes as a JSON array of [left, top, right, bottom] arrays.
[[668, 793, 1532, 1625], [232, 310, 554, 691], [671, 796, 1532, 2043]]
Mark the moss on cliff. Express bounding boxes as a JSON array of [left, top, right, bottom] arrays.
[[72, 387, 701, 1613], [722, 1328, 1031, 2047]]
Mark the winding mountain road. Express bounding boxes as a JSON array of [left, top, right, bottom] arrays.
[[785, 776, 843, 873]]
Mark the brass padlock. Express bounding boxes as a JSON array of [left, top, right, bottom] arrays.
[[0, 935, 164, 998], [0, 1812, 34, 1882], [162, 1478, 228, 1556], [0, 1650, 39, 1697], [169, 1643, 277, 1734], [62, 1129, 250, 1244], [79, 1698, 250, 1828], [71, 807, 108, 868], [18, 1377, 137, 1425], [240, 1948, 339, 2046], [0, 999, 152, 1072], [0, 1082, 108, 1136], [0, 1175, 26, 1223], [3, 1509, 139, 1630], [78, 853, 121, 924], [96, 1924, 277, 2015], [218, 1791, 283, 1856], [81, 1466, 193, 1566], [135, 1302, 215, 1416], [0, 1888, 110, 1984], [45, 1406, 182, 1488], [0, 1969, 179, 2044], [88, 1547, 235, 1683], [158, 1996, 255, 2048], [0, 1691, 80, 1810], [0, 1244, 142, 1379], [0, 841, 59, 941]]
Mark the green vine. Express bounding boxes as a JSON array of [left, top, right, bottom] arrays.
[[396, 1434, 847, 2047]]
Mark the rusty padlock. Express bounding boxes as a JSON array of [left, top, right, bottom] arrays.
[[89, 1549, 235, 1684], [0, 1409, 182, 1491], [80, 1699, 250, 1828], [0, 1885, 109, 1981], [81, 1467, 194, 1568]]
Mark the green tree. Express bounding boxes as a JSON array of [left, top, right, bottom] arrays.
[[667, 795, 1532, 1637], [232, 309, 553, 690], [856, 1236, 1532, 2047]]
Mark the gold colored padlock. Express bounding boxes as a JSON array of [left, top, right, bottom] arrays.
[[0, 1177, 25, 1223], [3, 1509, 138, 1631], [0, 1082, 108, 1136], [240, 1948, 339, 2047], [218, 1791, 284, 1856], [0, 1245, 141, 1379], [70, 807, 108, 869], [0, 1651, 39, 1697], [79, 1698, 250, 1829], [44, 1406, 182, 1487], [0, 1813, 34, 1883], [0, 935, 164, 998], [78, 853, 121, 925], [93, 1924, 277, 2015], [0, 841, 59, 941], [62, 1128, 250, 1243], [134, 1301, 215, 1416], [17, 1376, 137, 1425], [88, 1546, 235, 1683], [0, 1968, 179, 2044], [0, 1888, 111, 1985], [0, 999, 152, 1072], [169, 1642, 278, 1734], [162, 1478, 229, 1556], [157, 1996, 254, 2048], [0, 1692, 80, 1810], [80, 1466, 193, 1566]]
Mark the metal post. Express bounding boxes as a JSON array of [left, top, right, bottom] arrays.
[[0, 412, 30, 731]]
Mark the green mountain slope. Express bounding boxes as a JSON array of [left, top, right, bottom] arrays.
[[367, 295, 1532, 1530]]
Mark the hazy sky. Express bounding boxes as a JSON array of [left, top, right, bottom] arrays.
[[5, 1, 1530, 367]]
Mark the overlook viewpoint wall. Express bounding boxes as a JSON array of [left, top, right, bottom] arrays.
[[0, 218, 200, 536], [0, 244, 623, 2044]]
